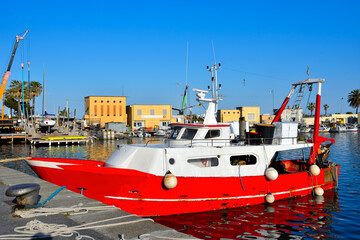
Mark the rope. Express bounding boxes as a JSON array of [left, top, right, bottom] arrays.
[[13, 204, 116, 218], [0, 214, 154, 240]]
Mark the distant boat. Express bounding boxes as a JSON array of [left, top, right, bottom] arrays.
[[347, 124, 358, 132], [319, 124, 330, 132], [38, 112, 56, 129], [329, 124, 347, 133]]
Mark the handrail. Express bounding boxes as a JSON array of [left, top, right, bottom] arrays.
[[144, 136, 309, 148]]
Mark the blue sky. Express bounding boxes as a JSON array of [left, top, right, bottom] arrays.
[[1, 0, 359, 117]]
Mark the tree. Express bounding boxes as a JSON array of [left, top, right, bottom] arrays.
[[59, 107, 71, 117], [3, 95, 18, 117], [348, 89, 360, 114], [307, 102, 315, 116], [29, 81, 43, 113], [5, 80, 31, 118], [323, 104, 329, 116]]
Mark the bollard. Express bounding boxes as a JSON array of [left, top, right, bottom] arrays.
[[5, 183, 40, 206]]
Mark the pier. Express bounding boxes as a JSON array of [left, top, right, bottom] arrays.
[[0, 133, 26, 142], [0, 165, 197, 239]]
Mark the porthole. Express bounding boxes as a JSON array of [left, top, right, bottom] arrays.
[[169, 158, 175, 165]]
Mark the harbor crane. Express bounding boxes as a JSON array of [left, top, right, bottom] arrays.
[[0, 30, 29, 119]]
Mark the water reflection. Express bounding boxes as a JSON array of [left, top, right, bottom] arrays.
[[152, 191, 340, 239]]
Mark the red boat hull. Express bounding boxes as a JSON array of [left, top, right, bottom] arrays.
[[27, 157, 339, 216]]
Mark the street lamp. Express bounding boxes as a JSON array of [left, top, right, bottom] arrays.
[[340, 97, 344, 113]]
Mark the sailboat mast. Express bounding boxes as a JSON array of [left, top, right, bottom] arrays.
[[42, 67, 46, 115]]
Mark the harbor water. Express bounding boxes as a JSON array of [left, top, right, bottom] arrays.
[[1, 132, 359, 239]]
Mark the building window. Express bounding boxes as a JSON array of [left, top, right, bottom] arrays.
[[163, 109, 167, 115], [230, 155, 257, 166], [150, 109, 154, 115], [113, 105, 116, 116], [137, 109, 142, 115], [101, 105, 104, 116], [248, 113, 255, 121], [107, 105, 110, 116], [94, 105, 97, 116], [119, 101, 122, 103], [205, 129, 220, 138], [113, 100, 116, 103], [119, 106, 122, 116], [101, 100, 103, 103], [94, 100, 97, 103], [188, 157, 219, 167]]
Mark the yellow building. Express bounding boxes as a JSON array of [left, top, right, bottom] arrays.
[[84, 96, 127, 127], [261, 114, 275, 124], [217, 109, 240, 123], [237, 106, 260, 126], [127, 105, 172, 130]]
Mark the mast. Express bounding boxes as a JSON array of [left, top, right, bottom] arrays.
[[193, 63, 222, 125], [42, 67, 46, 116]]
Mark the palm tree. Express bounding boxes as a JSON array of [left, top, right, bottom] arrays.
[[348, 89, 360, 114], [7, 80, 30, 118], [307, 102, 315, 116], [323, 104, 329, 116], [29, 81, 43, 114]]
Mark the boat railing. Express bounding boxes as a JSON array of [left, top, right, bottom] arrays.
[[146, 136, 302, 147]]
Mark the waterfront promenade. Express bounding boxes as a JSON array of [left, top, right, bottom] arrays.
[[0, 165, 197, 239]]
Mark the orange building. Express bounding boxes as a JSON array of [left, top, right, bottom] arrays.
[[84, 96, 127, 127]]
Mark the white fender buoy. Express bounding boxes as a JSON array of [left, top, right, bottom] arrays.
[[310, 164, 320, 176], [163, 171, 177, 189], [314, 187, 324, 196], [265, 193, 275, 203], [265, 167, 278, 181]]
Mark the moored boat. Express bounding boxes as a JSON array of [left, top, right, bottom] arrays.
[[26, 65, 339, 216]]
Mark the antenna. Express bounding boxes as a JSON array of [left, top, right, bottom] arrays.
[[211, 40, 216, 65]]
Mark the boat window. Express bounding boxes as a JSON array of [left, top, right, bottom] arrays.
[[181, 128, 197, 140], [205, 129, 220, 138], [230, 155, 257, 166], [169, 127, 182, 139], [188, 157, 219, 167]]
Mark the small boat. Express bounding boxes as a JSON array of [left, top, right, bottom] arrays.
[[347, 124, 358, 132], [299, 125, 311, 133], [319, 124, 330, 132], [329, 123, 347, 133], [26, 65, 339, 216], [38, 112, 56, 129]]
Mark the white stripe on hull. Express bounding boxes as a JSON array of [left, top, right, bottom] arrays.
[[104, 184, 324, 202], [26, 160, 75, 169]]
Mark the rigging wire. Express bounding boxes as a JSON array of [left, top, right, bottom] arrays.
[[222, 66, 293, 82]]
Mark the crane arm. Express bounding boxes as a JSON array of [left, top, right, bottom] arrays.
[[0, 30, 29, 104]]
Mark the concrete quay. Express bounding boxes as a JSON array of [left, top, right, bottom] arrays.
[[0, 166, 197, 240]]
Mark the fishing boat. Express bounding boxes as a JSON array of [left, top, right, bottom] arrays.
[[26, 64, 339, 216]]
